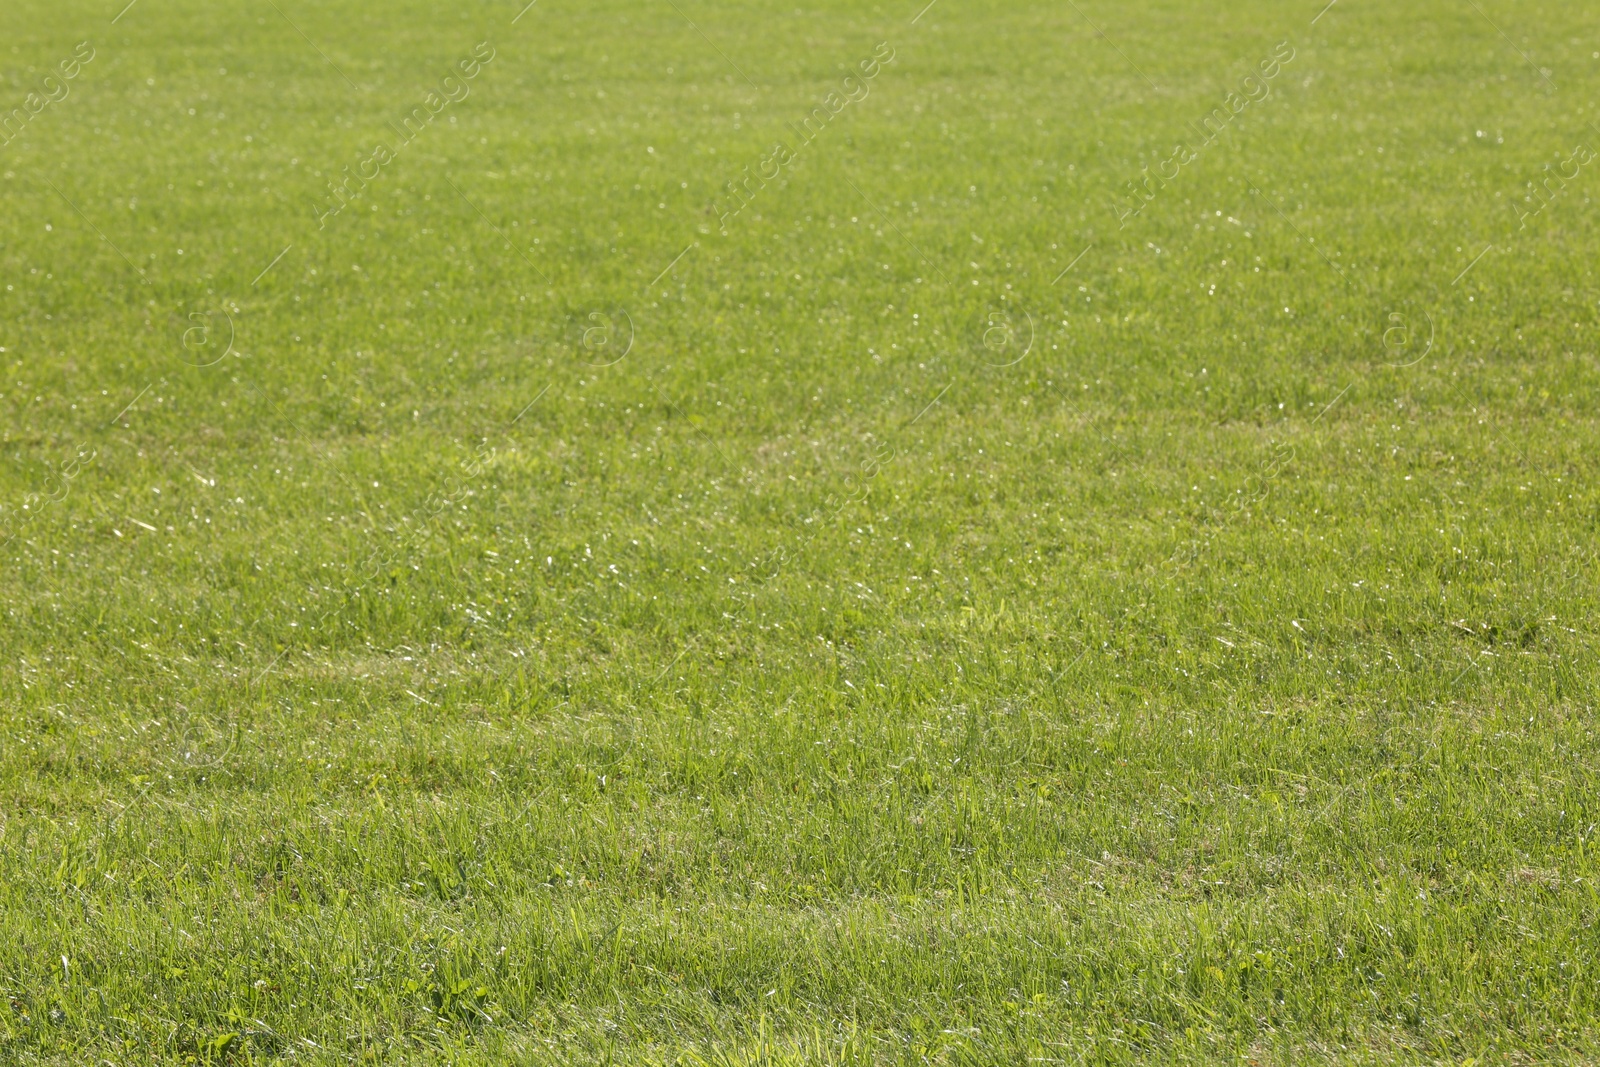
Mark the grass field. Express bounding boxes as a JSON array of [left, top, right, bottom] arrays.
[[2, 0, 1599, 1061]]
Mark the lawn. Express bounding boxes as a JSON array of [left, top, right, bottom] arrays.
[[2, 0, 1598, 1062]]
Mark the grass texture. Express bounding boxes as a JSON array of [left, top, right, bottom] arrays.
[[2, 0, 1599, 1061]]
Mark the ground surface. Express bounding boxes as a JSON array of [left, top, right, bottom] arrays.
[[1, 0, 1598, 1062]]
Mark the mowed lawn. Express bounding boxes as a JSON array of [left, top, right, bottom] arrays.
[[2, 0, 1598, 1061]]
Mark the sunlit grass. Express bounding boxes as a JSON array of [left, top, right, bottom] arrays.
[[1, 0, 1597, 1061]]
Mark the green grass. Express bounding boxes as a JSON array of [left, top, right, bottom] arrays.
[[3, 0, 1600, 1061]]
